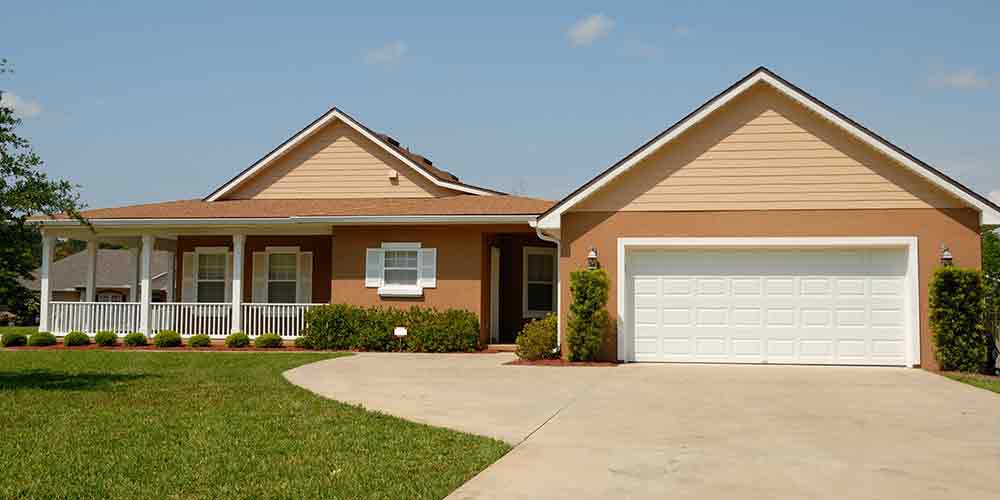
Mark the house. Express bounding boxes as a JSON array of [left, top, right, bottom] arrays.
[[21, 248, 172, 303], [33, 67, 1000, 370]]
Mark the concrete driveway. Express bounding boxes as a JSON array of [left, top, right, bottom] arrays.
[[286, 353, 1000, 500]]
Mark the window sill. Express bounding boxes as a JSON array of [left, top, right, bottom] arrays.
[[378, 286, 424, 298]]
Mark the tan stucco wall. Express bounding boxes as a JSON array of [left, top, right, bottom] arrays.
[[558, 209, 981, 370]]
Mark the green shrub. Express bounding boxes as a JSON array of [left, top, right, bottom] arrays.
[[567, 268, 609, 362], [225, 332, 250, 348], [254, 333, 282, 348], [124, 332, 147, 346], [931, 267, 987, 372], [153, 330, 182, 348], [302, 304, 363, 350], [94, 331, 117, 347], [516, 314, 559, 360], [27, 331, 57, 347], [293, 336, 312, 349], [64, 331, 90, 347], [406, 307, 479, 353], [355, 306, 406, 351], [188, 334, 211, 348], [1, 331, 28, 347]]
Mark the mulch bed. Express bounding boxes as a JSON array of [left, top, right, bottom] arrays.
[[504, 358, 617, 367], [2, 343, 312, 352]]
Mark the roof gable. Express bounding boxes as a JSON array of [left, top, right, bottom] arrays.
[[206, 107, 502, 201], [537, 67, 1000, 227]]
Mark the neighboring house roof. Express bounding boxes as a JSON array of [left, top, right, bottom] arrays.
[[537, 66, 1000, 228], [204, 107, 504, 201], [35, 195, 553, 222], [21, 249, 171, 292]]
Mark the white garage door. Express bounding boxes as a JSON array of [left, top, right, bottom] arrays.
[[627, 247, 911, 365]]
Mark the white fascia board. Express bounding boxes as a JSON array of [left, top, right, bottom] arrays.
[[539, 71, 1000, 228], [205, 109, 495, 201], [33, 214, 538, 228]]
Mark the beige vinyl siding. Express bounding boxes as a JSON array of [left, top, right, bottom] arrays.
[[574, 84, 964, 212], [224, 120, 460, 200]]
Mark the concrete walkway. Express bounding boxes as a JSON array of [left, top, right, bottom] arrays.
[[285, 353, 1000, 500]]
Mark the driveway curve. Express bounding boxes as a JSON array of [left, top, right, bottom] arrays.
[[286, 353, 1000, 500]]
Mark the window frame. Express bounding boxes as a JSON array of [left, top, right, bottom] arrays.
[[522, 246, 557, 318], [266, 251, 299, 304], [378, 242, 424, 297], [195, 247, 228, 304], [96, 291, 124, 303]]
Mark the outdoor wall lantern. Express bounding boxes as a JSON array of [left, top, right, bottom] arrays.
[[587, 248, 599, 270], [940, 245, 954, 267]]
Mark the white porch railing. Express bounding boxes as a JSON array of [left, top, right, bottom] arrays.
[[48, 301, 141, 335], [242, 303, 322, 338], [151, 303, 232, 337]]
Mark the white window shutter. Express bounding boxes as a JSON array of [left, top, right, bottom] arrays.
[[182, 252, 197, 302], [224, 252, 233, 303], [419, 248, 437, 288], [252, 252, 268, 303], [297, 252, 313, 303], [365, 249, 384, 288]]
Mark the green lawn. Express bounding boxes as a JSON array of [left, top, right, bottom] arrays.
[[0, 350, 509, 499], [945, 372, 1000, 394]]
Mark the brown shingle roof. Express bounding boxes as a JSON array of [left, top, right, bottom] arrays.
[[20, 249, 171, 291], [37, 195, 554, 220]]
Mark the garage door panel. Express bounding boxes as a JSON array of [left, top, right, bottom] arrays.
[[628, 247, 909, 366]]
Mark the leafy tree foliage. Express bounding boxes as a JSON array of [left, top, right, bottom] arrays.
[[930, 267, 987, 372], [567, 269, 609, 361]]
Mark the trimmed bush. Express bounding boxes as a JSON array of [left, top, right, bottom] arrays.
[[225, 332, 250, 348], [293, 336, 312, 349], [153, 330, 182, 348], [567, 268, 609, 362], [255, 333, 283, 348], [1, 331, 28, 347], [64, 331, 91, 347], [94, 331, 118, 347], [515, 314, 558, 361], [303, 304, 363, 350], [930, 267, 987, 372], [124, 332, 147, 346], [188, 334, 211, 348], [355, 306, 406, 352], [406, 307, 479, 353], [28, 331, 57, 347]]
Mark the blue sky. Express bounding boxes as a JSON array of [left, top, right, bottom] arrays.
[[2, 1, 998, 208]]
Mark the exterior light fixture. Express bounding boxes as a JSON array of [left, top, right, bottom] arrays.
[[587, 248, 599, 270], [940, 246, 953, 267]]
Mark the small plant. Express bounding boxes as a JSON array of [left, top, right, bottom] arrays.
[[28, 331, 57, 347], [567, 268, 609, 362], [1, 331, 28, 347], [63, 331, 91, 347], [254, 333, 283, 348], [293, 336, 312, 349], [124, 332, 148, 347], [188, 334, 211, 348], [515, 314, 559, 361], [930, 267, 987, 372], [153, 330, 182, 348], [225, 332, 250, 348], [94, 331, 118, 347]]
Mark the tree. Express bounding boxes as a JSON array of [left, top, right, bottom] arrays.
[[1, 58, 86, 323]]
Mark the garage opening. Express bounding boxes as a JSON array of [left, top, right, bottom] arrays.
[[622, 239, 916, 366]]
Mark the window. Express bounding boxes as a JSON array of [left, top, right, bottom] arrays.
[[365, 243, 436, 297], [197, 253, 226, 303], [384, 250, 419, 287], [97, 292, 123, 303], [523, 246, 556, 317], [267, 253, 298, 304]]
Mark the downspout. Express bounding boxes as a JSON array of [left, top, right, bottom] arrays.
[[530, 221, 562, 350]]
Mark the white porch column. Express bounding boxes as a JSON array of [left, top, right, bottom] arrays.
[[231, 234, 246, 333], [139, 235, 154, 336], [85, 240, 98, 302], [38, 232, 55, 332]]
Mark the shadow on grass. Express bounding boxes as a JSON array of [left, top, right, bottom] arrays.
[[0, 369, 153, 391]]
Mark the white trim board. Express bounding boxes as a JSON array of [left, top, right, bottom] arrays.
[[204, 108, 498, 201], [538, 68, 1000, 229], [615, 236, 921, 367]]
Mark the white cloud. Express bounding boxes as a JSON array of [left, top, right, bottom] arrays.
[[0, 92, 42, 118], [568, 14, 614, 47], [929, 69, 990, 89], [363, 41, 407, 65]]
